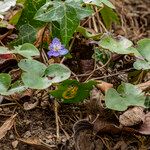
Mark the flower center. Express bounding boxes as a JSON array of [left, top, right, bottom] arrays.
[[54, 45, 61, 51]]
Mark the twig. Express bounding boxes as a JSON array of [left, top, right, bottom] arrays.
[[0, 103, 16, 107], [54, 99, 60, 141], [92, 68, 133, 80]]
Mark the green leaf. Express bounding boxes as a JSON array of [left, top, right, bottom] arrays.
[[18, 59, 47, 76], [34, 1, 62, 22], [100, 6, 119, 28], [45, 64, 71, 83], [19, 59, 54, 89], [133, 60, 150, 70], [60, 4, 79, 45], [21, 73, 52, 89], [105, 83, 146, 111], [83, 0, 115, 9], [76, 26, 102, 40], [133, 38, 150, 70], [67, 1, 93, 20], [50, 80, 95, 103], [5, 81, 27, 95], [137, 39, 150, 62], [99, 36, 139, 55], [13, 43, 40, 59], [0, 73, 11, 93], [17, 0, 46, 28], [105, 88, 128, 111], [11, 24, 37, 46], [34, 0, 92, 45]]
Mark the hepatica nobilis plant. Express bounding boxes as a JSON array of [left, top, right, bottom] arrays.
[[47, 38, 69, 57], [0, 42, 71, 95]]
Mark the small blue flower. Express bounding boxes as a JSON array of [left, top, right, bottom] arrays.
[[47, 38, 69, 57]]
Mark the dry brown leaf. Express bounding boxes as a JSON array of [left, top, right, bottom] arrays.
[[0, 114, 17, 140], [138, 112, 150, 135], [19, 137, 53, 150], [96, 80, 113, 92], [119, 107, 145, 126]]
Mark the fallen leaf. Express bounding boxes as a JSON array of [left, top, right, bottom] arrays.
[[0, 114, 17, 140], [19, 137, 53, 150], [119, 107, 145, 126], [138, 112, 150, 135], [96, 80, 113, 92]]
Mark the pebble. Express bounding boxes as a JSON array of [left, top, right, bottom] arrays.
[[12, 140, 18, 148], [9, 134, 15, 140]]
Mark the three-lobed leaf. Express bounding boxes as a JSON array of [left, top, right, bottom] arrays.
[[18, 59, 71, 89], [105, 83, 146, 111]]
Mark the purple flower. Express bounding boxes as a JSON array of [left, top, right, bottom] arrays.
[[47, 38, 69, 57]]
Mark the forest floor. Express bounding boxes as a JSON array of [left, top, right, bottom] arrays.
[[0, 0, 150, 150]]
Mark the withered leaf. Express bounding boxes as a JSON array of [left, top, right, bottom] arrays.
[[19, 137, 53, 150], [0, 114, 17, 140], [138, 112, 150, 135]]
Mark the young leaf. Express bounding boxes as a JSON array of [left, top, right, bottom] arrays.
[[45, 64, 71, 83], [13, 43, 40, 59], [18, 59, 47, 76], [100, 6, 119, 29], [105, 83, 146, 111], [50, 80, 96, 103], [0, 73, 11, 93]]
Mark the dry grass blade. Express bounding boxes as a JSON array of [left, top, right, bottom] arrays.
[[0, 114, 17, 140]]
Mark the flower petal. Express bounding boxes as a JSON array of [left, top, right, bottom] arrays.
[[49, 38, 61, 51], [59, 48, 69, 56], [47, 50, 60, 57]]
